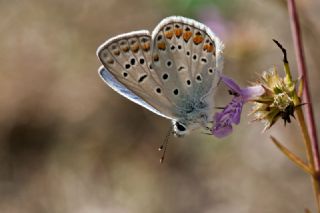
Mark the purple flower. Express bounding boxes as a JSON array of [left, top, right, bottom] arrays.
[[212, 76, 265, 138]]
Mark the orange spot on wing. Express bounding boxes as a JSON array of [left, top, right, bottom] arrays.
[[113, 50, 120, 56], [157, 42, 166, 50], [193, 35, 204, 45], [131, 44, 139, 53], [203, 43, 215, 53], [183, 31, 192, 42], [142, 43, 150, 51], [106, 58, 114, 64], [153, 54, 159, 62], [122, 46, 129, 52], [203, 44, 212, 52], [165, 31, 174, 39], [174, 29, 183, 38]]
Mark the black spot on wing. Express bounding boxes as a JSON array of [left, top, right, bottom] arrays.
[[138, 74, 148, 83]]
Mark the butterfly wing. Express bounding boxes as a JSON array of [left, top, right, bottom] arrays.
[[150, 16, 224, 114], [97, 30, 178, 119], [98, 66, 171, 119]]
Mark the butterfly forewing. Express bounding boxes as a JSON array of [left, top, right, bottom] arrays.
[[98, 66, 172, 119], [97, 30, 177, 118]]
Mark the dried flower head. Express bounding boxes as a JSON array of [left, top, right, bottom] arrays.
[[250, 66, 299, 130]]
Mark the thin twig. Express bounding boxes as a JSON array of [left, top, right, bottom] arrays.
[[270, 136, 314, 175], [273, 39, 288, 63], [287, 0, 320, 211], [288, 0, 320, 173]]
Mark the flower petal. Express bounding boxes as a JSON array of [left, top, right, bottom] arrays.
[[212, 75, 265, 138], [241, 85, 265, 101], [212, 97, 244, 137], [220, 75, 242, 94], [212, 122, 233, 138], [230, 98, 243, 124]]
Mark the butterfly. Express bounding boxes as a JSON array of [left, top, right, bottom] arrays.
[[96, 16, 224, 137]]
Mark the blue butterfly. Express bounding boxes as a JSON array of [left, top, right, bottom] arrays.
[[97, 16, 224, 137]]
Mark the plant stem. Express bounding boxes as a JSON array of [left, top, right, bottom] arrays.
[[287, 0, 320, 210], [296, 106, 320, 211], [287, 0, 320, 171], [270, 135, 313, 175]]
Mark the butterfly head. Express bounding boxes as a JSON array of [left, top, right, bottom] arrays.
[[172, 121, 189, 137], [172, 117, 207, 137]]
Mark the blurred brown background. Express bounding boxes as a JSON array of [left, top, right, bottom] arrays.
[[0, 0, 319, 212]]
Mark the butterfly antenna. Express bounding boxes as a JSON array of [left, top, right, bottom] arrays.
[[158, 126, 173, 164]]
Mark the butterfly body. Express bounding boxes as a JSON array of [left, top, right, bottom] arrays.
[[97, 16, 223, 136]]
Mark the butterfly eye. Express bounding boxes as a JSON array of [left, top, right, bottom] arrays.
[[174, 122, 187, 132]]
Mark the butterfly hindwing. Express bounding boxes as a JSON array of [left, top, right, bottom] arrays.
[[97, 30, 177, 119]]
